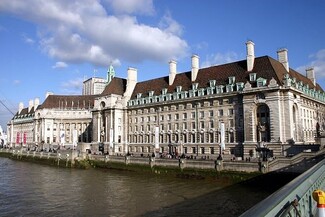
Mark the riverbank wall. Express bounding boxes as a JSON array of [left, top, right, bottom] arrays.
[[0, 148, 261, 172], [1, 147, 323, 177], [0, 148, 261, 181]]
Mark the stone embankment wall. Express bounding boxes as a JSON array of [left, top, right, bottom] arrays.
[[1, 147, 324, 174]]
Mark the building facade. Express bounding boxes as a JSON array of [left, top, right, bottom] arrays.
[[7, 93, 96, 149], [92, 41, 325, 159], [7, 41, 325, 159]]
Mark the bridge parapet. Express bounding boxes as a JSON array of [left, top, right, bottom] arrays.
[[240, 158, 325, 216]]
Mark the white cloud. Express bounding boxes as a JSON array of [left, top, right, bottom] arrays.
[[52, 61, 68, 69], [22, 34, 35, 44], [158, 11, 183, 36], [296, 49, 325, 79], [201, 52, 240, 68], [104, 0, 155, 15], [0, 0, 188, 67], [60, 77, 83, 94]]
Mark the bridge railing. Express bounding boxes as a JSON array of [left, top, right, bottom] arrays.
[[240, 158, 325, 217]]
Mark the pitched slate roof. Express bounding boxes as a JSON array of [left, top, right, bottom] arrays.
[[39, 95, 98, 110], [129, 56, 323, 99], [100, 77, 127, 96]]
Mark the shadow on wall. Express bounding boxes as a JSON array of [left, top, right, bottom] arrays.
[[285, 144, 320, 156]]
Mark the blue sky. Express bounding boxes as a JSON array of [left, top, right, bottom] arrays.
[[0, 0, 325, 129]]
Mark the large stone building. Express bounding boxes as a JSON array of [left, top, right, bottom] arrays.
[[7, 41, 325, 159], [7, 92, 96, 149], [92, 41, 325, 159]]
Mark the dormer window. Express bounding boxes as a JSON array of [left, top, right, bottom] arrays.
[[226, 85, 233, 92], [209, 80, 216, 87], [192, 83, 199, 90], [249, 73, 257, 82], [176, 86, 182, 92], [162, 88, 168, 95], [137, 93, 142, 99], [148, 91, 154, 97], [216, 85, 224, 94], [256, 78, 267, 87], [228, 76, 235, 84], [236, 82, 244, 91]]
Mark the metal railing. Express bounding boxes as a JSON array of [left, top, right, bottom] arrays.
[[240, 158, 325, 217]]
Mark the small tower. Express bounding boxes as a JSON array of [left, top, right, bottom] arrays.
[[107, 64, 115, 84]]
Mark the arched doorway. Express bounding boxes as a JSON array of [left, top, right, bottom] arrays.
[[100, 101, 106, 143], [256, 104, 270, 142]]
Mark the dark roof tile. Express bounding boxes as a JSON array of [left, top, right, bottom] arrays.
[[39, 95, 97, 110], [101, 77, 127, 96], [129, 56, 323, 99]]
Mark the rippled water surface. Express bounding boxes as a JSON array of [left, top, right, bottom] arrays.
[[0, 158, 223, 216], [0, 158, 273, 217]]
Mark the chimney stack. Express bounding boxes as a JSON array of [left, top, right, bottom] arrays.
[[191, 54, 199, 82], [28, 100, 33, 112], [34, 98, 40, 109], [277, 48, 289, 72], [169, 60, 177, 85], [306, 67, 316, 86], [18, 102, 24, 114], [124, 67, 137, 97], [246, 40, 255, 71]]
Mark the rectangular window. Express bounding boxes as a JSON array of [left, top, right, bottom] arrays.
[[200, 111, 204, 118], [160, 115, 164, 121], [175, 113, 179, 120], [183, 122, 187, 129], [209, 110, 214, 117], [228, 109, 234, 116], [167, 114, 171, 120], [209, 120, 214, 128], [192, 147, 196, 154], [200, 121, 204, 128], [191, 112, 195, 119], [175, 123, 179, 130], [192, 122, 196, 129], [183, 113, 187, 119], [210, 147, 214, 154], [218, 109, 223, 116], [229, 119, 234, 127]]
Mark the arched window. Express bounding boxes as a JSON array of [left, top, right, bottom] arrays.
[[256, 104, 270, 142]]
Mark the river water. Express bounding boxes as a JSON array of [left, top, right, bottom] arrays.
[[0, 158, 277, 217]]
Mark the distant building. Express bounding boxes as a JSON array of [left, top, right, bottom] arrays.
[[7, 92, 96, 149], [7, 98, 40, 148], [82, 65, 115, 95], [0, 125, 7, 147]]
